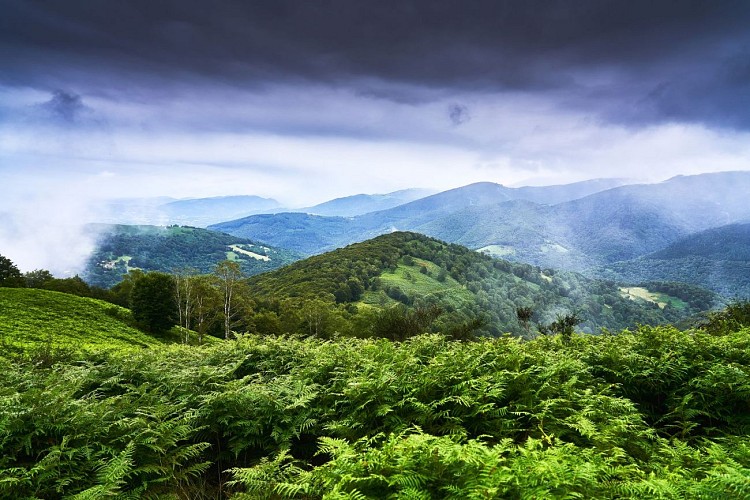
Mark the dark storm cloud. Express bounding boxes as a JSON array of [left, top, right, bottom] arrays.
[[2, 0, 750, 128]]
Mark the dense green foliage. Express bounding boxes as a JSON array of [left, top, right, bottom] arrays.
[[83, 224, 301, 288], [245, 232, 709, 338], [1, 322, 749, 498], [701, 301, 750, 335]]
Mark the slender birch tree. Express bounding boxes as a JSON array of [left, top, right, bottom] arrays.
[[214, 260, 245, 339]]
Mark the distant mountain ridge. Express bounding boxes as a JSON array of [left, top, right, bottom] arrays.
[[209, 177, 638, 256], [210, 173, 750, 278], [96, 179, 628, 228], [298, 188, 436, 217]]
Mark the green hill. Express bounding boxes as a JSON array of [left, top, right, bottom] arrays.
[[83, 224, 302, 288], [246, 232, 707, 337], [0, 288, 175, 354]]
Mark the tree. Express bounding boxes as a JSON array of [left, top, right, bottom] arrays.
[[130, 272, 177, 334], [189, 274, 222, 344], [24, 269, 54, 288], [371, 304, 442, 341], [539, 312, 581, 342], [516, 306, 534, 337], [300, 299, 338, 338], [110, 270, 145, 307], [43, 275, 91, 297], [0, 254, 24, 287], [174, 268, 198, 340], [214, 260, 246, 339], [436, 269, 448, 282]]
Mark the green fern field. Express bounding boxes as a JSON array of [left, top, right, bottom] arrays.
[[1, 323, 750, 498], [0, 288, 179, 354]]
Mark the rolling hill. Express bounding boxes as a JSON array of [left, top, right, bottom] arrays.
[[245, 232, 712, 338], [83, 224, 302, 288]]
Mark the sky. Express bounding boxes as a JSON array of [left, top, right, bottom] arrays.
[[2, 0, 750, 271]]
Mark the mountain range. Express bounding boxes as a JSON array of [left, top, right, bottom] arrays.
[[96, 189, 436, 227], [83, 171, 750, 301], [209, 172, 750, 278]]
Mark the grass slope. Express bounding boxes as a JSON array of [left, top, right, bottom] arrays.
[[360, 261, 474, 311], [0, 288, 171, 354]]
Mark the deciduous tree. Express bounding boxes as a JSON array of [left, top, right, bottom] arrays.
[[0, 254, 24, 287], [130, 272, 177, 334], [214, 260, 247, 339]]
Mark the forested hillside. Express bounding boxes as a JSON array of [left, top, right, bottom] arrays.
[[245, 232, 714, 338], [596, 223, 750, 298], [83, 224, 301, 288]]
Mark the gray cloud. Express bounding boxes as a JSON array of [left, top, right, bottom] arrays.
[[39, 90, 88, 123], [448, 104, 470, 126], [2, 1, 750, 129]]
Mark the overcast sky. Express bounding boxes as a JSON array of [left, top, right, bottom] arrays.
[[2, 1, 750, 270]]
